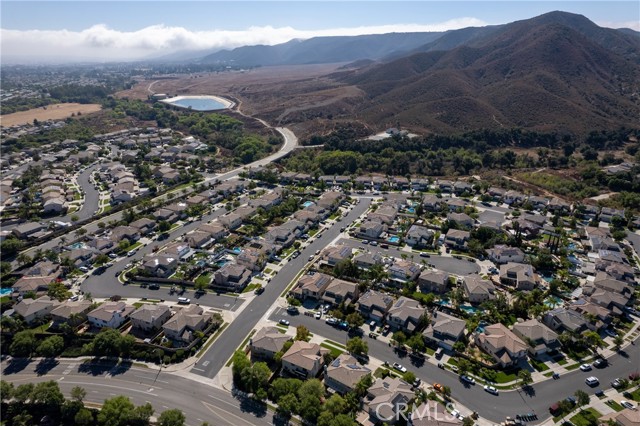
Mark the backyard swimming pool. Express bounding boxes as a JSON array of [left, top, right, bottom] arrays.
[[387, 236, 400, 243], [302, 201, 314, 208], [0, 288, 12, 296]]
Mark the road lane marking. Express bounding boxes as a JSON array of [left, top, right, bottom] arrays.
[[202, 361, 210, 367], [192, 367, 205, 372], [202, 401, 257, 426]]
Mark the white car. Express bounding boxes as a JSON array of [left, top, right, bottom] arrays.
[[585, 376, 599, 386], [314, 311, 322, 319], [392, 363, 407, 373], [483, 385, 499, 395], [460, 375, 476, 385], [78, 266, 89, 273], [620, 400, 636, 410], [279, 319, 290, 326], [579, 364, 592, 372]]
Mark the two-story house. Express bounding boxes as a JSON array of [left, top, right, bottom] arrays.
[[324, 354, 371, 395], [422, 311, 466, 351], [281, 341, 328, 379], [418, 270, 450, 294], [512, 319, 559, 357], [250, 326, 291, 360], [387, 296, 425, 333], [130, 304, 172, 333], [293, 272, 333, 300], [475, 323, 528, 368], [358, 290, 395, 322], [487, 245, 525, 264], [162, 305, 209, 343], [88, 301, 135, 329]]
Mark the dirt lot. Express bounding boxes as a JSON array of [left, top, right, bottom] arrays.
[[116, 63, 366, 139], [1, 103, 102, 127]]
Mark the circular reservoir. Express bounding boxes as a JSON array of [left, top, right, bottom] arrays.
[[161, 95, 234, 111]]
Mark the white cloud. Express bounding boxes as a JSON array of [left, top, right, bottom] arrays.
[[596, 20, 640, 31], [0, 18, 487, 63]]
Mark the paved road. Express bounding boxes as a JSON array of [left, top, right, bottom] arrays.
[[1, 359, 276, 426], [191, 198, 372, 378], [336, 238, 481, 276], [269, 309, 640, 422], [81, 198, 246, 311]]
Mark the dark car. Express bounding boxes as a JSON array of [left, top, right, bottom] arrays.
[[148, 283, 160, 290], [254, 286, 265, 295]]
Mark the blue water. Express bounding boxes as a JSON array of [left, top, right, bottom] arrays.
[[437, 298, 450, 306], [165, 97, 227, 111], [0, 288, 12, 296], [460, 305, 480, 314], [70, 242, 85, 249], [407, 208, 415, 213], [232, 247, 242, 254], [567, 243, 577, 251], [216, 260, 228, 267], [542, 275, 554, 283], [476, 326, 486, 333], [544, 296, 563, 308], [387, 236, 400, 243], [303, 201, 314, 208]]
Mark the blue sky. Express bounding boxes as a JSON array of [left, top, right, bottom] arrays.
[[2, 1, 638, 63]]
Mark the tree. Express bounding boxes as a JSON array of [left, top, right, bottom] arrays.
[[613, 334, 624, 352], [324, 393, 348, 416], [574, 389, 590, 411], [32, 380, 65, 410], [75, 408, 94, 426], [94, 253, 110, 266], [194, 275, 210, 292], [407, 333, 426, 353], [98, 395, 136, 426], [158, 409, 186, 426], [47, 281, 72, 301], [118, 239, 131, 252], [1, 380, 14, 401], [517, 369, 532, 387], [240, 362, 271, 396], [392, 331, 407, 347], [13, 383, 34, 403], [457, 359, 471, 376], [346, 337, 368, 356], [462, 417, 475, 426], [295, 325, 311, 341], [70, 214, 79, 222], [583, 331, 604, 355], [10, 330, 37, 357], [231, 350, 251, 384], [269, 378, 302, 403], [345, 312, 364, 329], [158, 220, 171, 232], [403, 371, 417, 384], [37, 335, 65, 357], [453, 341, 466, 353], [71, 386, 86, 402], [276, 393, 299, 418], [441, 385, 452, 399], [16, 253, 32, 267], [318, 413, 355, 426], [91, 328, 133, 357]]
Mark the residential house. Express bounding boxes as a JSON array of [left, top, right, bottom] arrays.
[[503, 190, 525, 205], [499, 262, 538, 291], [87, 237, 115, 254], [237, 248, 267, 272], [422, 311, 466, 350], [599, 207, 625, 223], [447, 212, 473, 228], [322, 244, 353, 266], [162, 305, 209, 343], [438, 180, 454, 193], [88, 301, 134, 329], [444, 198, 467, 212], [388, 296, 425, 333], [62, 248, 96, 268], [109, 226, 141, 244], [50, 300, 93, 327], [186, 230, 214, 249], [13, 296, 59, 324], [405, 225, 434, 247], [322, 278, 360, 306], [353, 252, 384, 270], [592, 272, 632, 296], [197, 222, 228, 242], [512, 319, 559, 357], [12, 275, 56, 296], [293, 272, 333, 300], [317, 191, 344, 210], [324, 354, 371, 394], [543, 308, 588, 334], [358, 220, 385, 240], [250, 326, 291, 360], [388, 260, 421, 284], [418, 270, 450, 294], [130, 218, 157, 235], [368, 205, 398, 225], [281, 341, 328, 379], [12, 222, 46, 240], [24, 261, 59, 278], [444, 229, 470, 250], [598, 408, 640, 426], [475, 323, 528, 368], [487, 245, 525, 264], [153, 208, 178, 223], [463, 276, 496, 304], [142, 254, 178, 278], [453, 181, 473, 195], [358, 290, 394, 321], [365, 377, 415, 425], [422, 194, 441, 211], [130, 304, 172, 333], [213, 263, 252, 291], [569, 299, 613, 330]]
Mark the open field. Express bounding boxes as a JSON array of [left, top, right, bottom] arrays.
[[1, 103, 102, 126]]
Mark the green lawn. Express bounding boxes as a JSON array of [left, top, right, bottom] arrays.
[[569, 408, 601, 426], [128, 241, 143, 251], [557, 358, 568, 365], [493, 370, 517, 384], [565, 363, 581, 370], [605, 400, 624, 412], [324, 339, 347, 349], [242, 283, 262, 293], [264, 268, 273, 274], [320, 343, 344, 358], [308, 228, 319, 237], [629, 387, 640, 402], [530, 358, 550, 372]]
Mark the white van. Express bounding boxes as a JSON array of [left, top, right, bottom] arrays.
[[435, 347, 444, 359], [177, 297, 191, 304]]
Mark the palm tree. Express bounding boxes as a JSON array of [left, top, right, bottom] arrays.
[[16, 253, 31, 267]]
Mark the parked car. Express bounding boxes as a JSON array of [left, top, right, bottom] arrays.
[[314, 311, 322, 319], [392, 363, 407, 373], [604, 328, 618, 338], [254, 286, 264, 295], [437, 362, 445, 369], [484, 385, 499, 395], [611, 378, 623, 388], [108, 253, 118, 259], [127, 249, 137, 257], [286, 306, 299, 314], [433, 383, 444, 393], [593, 358, 608, 368], [177, 297, 190, 304], [78, 266, 89, 273], [279, 319, 290, 326], [585, 376, 599, 386], [460, 375, 476, 385], [579, 364, 592, 372], [325, 317, 337, 325], [552, 373, 560, 379], [620, 400, 636, 410]]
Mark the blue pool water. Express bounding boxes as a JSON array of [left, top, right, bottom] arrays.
[[542, 275, 554, 283], [407, 207, 416, 213], [544, 296, 563, 308], [476, 325, 486, 334], [231, 247, 242, 254], [216, 260, 229, 267], [70, 242, 85, 249], [437, 298, 451, 306], [163, 96, 228, 111], [387, 236, 400, 243], [460, 305, 480, 314], [303, 201, 314, 208], [0, 288, 12, 296]]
